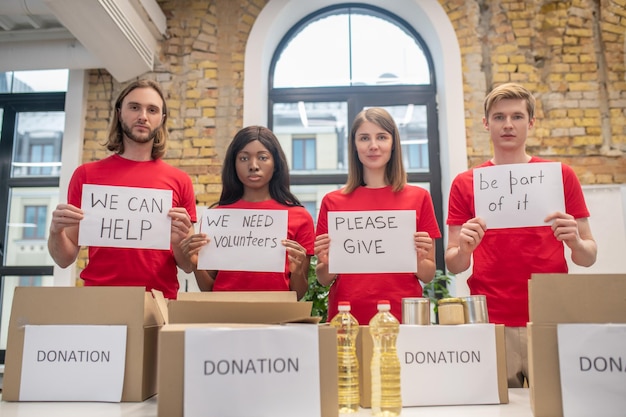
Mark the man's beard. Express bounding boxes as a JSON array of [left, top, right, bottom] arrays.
[[121, 120, 159, 144]]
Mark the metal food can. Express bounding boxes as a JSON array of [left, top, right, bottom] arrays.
[[461, 295, 489, 323], [401, 297, 430, 325]]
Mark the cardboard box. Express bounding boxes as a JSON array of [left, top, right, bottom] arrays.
[[527, 273, 626, 417], [156, 293, 338, 417], [3, 286, 165, 402], [357, 324, 508, 408], [166, 291, 312, 325]]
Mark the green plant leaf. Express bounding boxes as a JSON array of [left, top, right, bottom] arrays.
[[302, 256, 330, 322]]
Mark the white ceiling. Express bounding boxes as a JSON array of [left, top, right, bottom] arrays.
[[0, 0, 166, 82]]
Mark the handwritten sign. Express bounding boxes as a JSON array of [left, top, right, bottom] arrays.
[[398, 324, 500, 406], [20, 325, 127, 402], [328, 210, 416, 274], [557, 324, 626, 417], [197, 208, 288, 272], [184, 324, 320, 417], [474, 162, 565, 229], [79, 184, 172, 249]]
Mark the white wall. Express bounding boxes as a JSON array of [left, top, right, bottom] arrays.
[[567, 185, 626, 274]]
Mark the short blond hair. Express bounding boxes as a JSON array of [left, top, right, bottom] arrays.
[[484, 83, 536, 120]]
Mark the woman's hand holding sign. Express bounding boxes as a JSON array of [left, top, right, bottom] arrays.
[[313, 234, 335, 286], [414, 231, 436, 284], [284, 239, 308, 274], [283, 239, 310, 299], [180, 233, 209, 262]]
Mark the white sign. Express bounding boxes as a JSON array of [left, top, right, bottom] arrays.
[[474, 162, 565, 229], [184, 324, 320, 417], [79, 184, 173, 249], [197, 208, 288, 272], [557, 324, 626, 417], [328, 210, 416, 273], [397, 324, 500, 406], [20, 325, 127, 402]]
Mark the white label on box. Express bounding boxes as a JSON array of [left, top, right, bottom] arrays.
[[184, 324, 320, 417], [397, 324, 500, 406], [197, 208, 288, 272], [474, 162, 564, 229], [328, 210, 416, 273], [79, 184, 173, 249], [557, 324, 626, 417], [19, 325, 127, 402]]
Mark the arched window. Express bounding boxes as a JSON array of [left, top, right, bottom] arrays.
[[269, 4, 444, 267]]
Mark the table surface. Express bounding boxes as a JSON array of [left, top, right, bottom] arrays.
[[0, 389, 533, 417]]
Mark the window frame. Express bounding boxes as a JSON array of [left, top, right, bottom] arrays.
[[268, 4, 444, 269], [0, 92, 65, 364]]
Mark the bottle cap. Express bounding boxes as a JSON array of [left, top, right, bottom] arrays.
[[377, 300, 391, 310], [338, 301, 351, 311]]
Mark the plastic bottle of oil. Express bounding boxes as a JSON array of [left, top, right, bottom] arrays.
[[329, 301, 360, 413], [369, 300, 401, 416]]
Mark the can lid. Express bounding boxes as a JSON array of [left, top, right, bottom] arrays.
[[402, 297, 429, 305], [437, 297, 464, 305]]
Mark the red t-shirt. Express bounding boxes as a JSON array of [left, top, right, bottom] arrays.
[[211, 199, 315, 292], [446, 157, 590, 326], [316, 185, 441, 324], [68, 154, 197, 299]]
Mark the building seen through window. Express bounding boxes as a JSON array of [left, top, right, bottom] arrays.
[[0, 69, 67, 364]]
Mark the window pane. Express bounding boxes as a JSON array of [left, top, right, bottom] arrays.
[[1, 275, 54, 352], [273, 102, 348, 173], [273, 9, 430, 88], [12, 112, 65, 178], [366, 104, 430, 172], [0, 70, 69, 93], [291, 184, 343, 224], [5, 187, 59, 267], [274, 14, 350, 88], [350, 14, 430, 86]]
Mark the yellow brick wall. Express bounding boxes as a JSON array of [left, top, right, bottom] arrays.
[[444, 0, 625, 183], [83, 0, 625, 200]]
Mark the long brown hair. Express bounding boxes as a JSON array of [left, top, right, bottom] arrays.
[[105, 79, 168, 159], [344, 107, 406, 193]]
